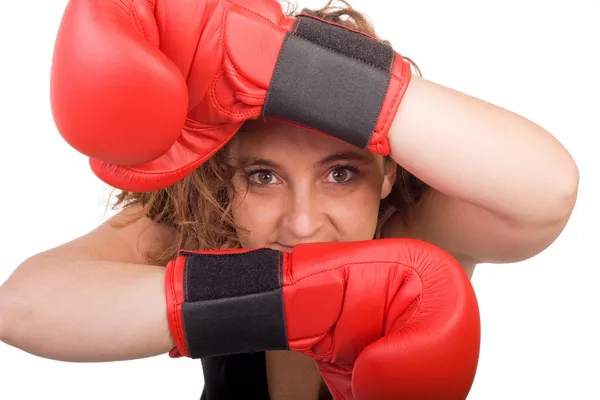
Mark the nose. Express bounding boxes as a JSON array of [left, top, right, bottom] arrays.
[[281, 185, 326, 241]]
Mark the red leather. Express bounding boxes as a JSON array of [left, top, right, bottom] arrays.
[[164, 254, 189, 358], [51, 0, 242, 191], [51, 0, 412, 191], [164, 238, 479, 398], [282, 239, 480, 400]]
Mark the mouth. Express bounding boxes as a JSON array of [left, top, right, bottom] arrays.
[[271, 243, 294, 252]]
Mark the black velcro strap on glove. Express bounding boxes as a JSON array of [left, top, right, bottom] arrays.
[[179, 249, 289, 358], [262, 14, 395, 149]]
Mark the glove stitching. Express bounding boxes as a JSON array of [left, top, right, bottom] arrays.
[[208, 69, 261, 119], [304, 268, 346, 362], [327, 383, 344, 400], [170, 258, 188, 357], [376, 73, 400, 137], [180, 257, 191, 356], [367, 56, 411, 154], [391, 295, 422, 336], [184, 256, 189, 302], [294, 262, 421, 351], [373, 58, 412, 138], [150, 0, 165, 44], [196, 6, 246, 120], [389, 270, 423, 337], [238, 92, 265, 102], [227, 0, 291, 31], [218, 11, 264, 103], [382, 259, 399, 320], [91, 122, 227, 183], [130, 7, 148, 41], [291, 260, 407, 284], [292, 15, 301, 35], [208, 8, 263, 119]]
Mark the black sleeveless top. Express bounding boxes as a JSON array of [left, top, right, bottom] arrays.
[[200, 352, 270, 399]]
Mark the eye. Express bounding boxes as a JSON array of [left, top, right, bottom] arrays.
[[248, 169, 279, 185], [326, 167, 357, 184]]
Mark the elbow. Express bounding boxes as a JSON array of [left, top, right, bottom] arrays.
[[0, 258, 39, 346], [506, 154, 579, 263], [523, 123, 581, 225], [0, 294, 5, 344], [530, 137, 580, 226], [523, 157, 579, 260], [549, 153, 579, 224], [0, 283, 16, 345]]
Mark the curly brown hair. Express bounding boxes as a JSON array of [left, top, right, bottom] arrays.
[[111, 0, 429, 265]]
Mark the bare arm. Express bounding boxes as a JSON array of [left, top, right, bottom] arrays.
[[0, 205, 177, 362], [383, 75, 579, 264]]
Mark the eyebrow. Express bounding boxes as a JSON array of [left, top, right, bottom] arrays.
[[238, 151, 373, 170], [316, 151, 373, 167]]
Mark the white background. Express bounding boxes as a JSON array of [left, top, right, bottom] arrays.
[[1, 0, 599, 399]]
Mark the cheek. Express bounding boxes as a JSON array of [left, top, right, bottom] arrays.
[[325, 181, 383, 240], [231, 185, 281, 247]]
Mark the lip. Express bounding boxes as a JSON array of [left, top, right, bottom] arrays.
[[272, 243, 294, 252]]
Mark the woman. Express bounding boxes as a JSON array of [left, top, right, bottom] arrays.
[[0, 1, 579, 399]]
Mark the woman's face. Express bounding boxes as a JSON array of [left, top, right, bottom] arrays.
[[228, 120, 396, 251]]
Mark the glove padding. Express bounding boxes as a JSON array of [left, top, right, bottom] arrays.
[[165, 238, 480, 400], [51, 0, 412, 191]]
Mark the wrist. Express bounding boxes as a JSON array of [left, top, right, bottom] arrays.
[[165, 248, 289, 359], [368, 54, 414, 156]]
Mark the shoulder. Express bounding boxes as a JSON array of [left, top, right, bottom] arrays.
[[45, 203, 178, 266], [107, 204, 179, 264], [381, 189, 479, 278]]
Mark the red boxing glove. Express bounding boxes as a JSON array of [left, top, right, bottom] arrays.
[[51, 0, 412, 192], [165, 239, 480, 400]]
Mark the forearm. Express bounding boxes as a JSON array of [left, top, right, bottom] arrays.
[[387, 76, 579, 224], [0, 256, 174, 362]]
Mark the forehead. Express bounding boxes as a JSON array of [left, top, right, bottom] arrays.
[[229, 119, 372, 160]]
